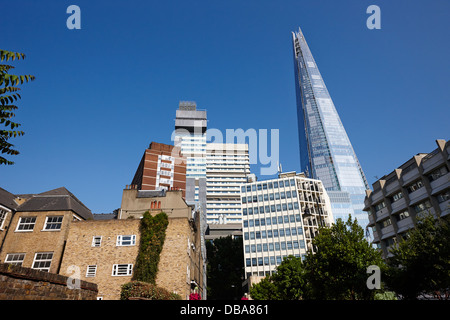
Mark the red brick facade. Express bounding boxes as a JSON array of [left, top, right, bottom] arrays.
[[131, 142, 186, 198]]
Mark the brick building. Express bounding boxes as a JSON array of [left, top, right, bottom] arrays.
[[131, 142, 187, 198], [0, 181, 204, 300], [0, 187, 94, 274], [58, 188, 205, 300]]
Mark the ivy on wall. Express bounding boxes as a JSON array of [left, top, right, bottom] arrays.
[[121, 211, 181, 300], [132, 211, 169, 284]]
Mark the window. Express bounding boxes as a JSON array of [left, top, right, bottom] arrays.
[[390, 191, 403, 203], [428, 166, 448, 182], [380, 218, 392, 229], [0, 209, 8, 229], [406, 180, 424, 193], [86, 265, 97, 277], [5, 253, 25, 266], [116, 235, 136, 246], [112, 264, 133, 276], [397, 210, 410, 221], [437, 190, 450, 203], [413, 200, 432, 215], [43, 216, 63, 230], [32, 252, 53, 272], [374, 202, 386, 212], [16, 216, 36, 232]]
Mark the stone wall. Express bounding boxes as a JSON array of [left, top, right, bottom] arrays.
[[0, 263, 97, 300]]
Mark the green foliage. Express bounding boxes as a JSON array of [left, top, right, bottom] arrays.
[[0, 49, 35, 165], [250, 215, 387, 300], [120, 281, 181, 300], [206, 236, 244, 300], [304, 215, 386, 300], [385, 213, 450, 300], [250, 256, 307, 300], [132, 211, 169, 284]]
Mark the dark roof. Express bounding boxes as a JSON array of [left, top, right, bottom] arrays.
[[137, 190, 166, 198], [93, 213, 118, 220], [16, 187, 93, 220], [0, 187, 18, 210]]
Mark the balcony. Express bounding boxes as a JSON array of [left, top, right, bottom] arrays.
[[396, 216, 414, 233], [385, 180, 400, 196], [375, 207, 390, 222], [408, 187, 428, 206], [430, 172, 450, 194], [422, 151, 443, 174], [391, 197, 407, 213], [402, 167, 420, 185], [439, 200, 450, 217], [379, 224, 395, 240]]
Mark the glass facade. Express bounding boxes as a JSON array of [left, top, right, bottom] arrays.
[[292, 28, 370, 233]]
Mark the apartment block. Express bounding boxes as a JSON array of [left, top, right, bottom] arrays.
[[240, 171, 333, 285], [364, 139, 450, 259], [206, 143, 250, 225], [131, 141, 186, 198]]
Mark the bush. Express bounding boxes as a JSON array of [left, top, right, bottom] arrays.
[[120, 281, 181, 300]]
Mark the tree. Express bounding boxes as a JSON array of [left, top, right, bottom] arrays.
[[0, 49, 35, 165], [385, 213, 450, 300], [206, 236, 244, 299], [304, 215, 386, 300], [250, 255, 308, 300]]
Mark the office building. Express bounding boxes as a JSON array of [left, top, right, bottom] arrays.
[[364, 139, 449, 259], [206, 143, 250, 225], [240, 171, 333, 286], [292, 28, 370, 232]]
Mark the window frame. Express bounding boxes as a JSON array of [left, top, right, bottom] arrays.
[[15, 216, 37, 232], [86, 265, 97, 277], [5, 253, 26, 266], [116, 235, 136, 246], [32, 252, 53, 272], [43, 216, 64, 231], [92, 236, 102, 247], [111, 264, 133, 276]]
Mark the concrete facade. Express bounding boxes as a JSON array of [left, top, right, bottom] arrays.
[[364, 139, 450, 259]]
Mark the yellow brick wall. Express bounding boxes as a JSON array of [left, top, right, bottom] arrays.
[[59, 219, 140, 300], [0, 211, 74, 274]]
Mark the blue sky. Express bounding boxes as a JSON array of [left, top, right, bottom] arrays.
[[1, 0, 449, 213]]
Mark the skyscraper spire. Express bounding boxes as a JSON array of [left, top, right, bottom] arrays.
[[292, 28, 370, 232]]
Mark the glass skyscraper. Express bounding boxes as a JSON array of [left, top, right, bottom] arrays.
[[292, 27, 370, 234]]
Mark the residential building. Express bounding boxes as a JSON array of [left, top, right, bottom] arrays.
[[0, 187, 93, 274], [364, 139, 450, 259], [173, 101, 207, 208], [131, 142, 187, 198], [173, 101, 208, 296], [206, 143, 250, 225], [0, 187, 19, 247], [292, 28, 370, 233], [240, 171, 333, 290]]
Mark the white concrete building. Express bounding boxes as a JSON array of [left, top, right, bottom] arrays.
[[206, 143, 250, 224], [240, 171, 333, 282]]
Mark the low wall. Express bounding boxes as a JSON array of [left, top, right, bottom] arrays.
[[0, 263, 98, 300]]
